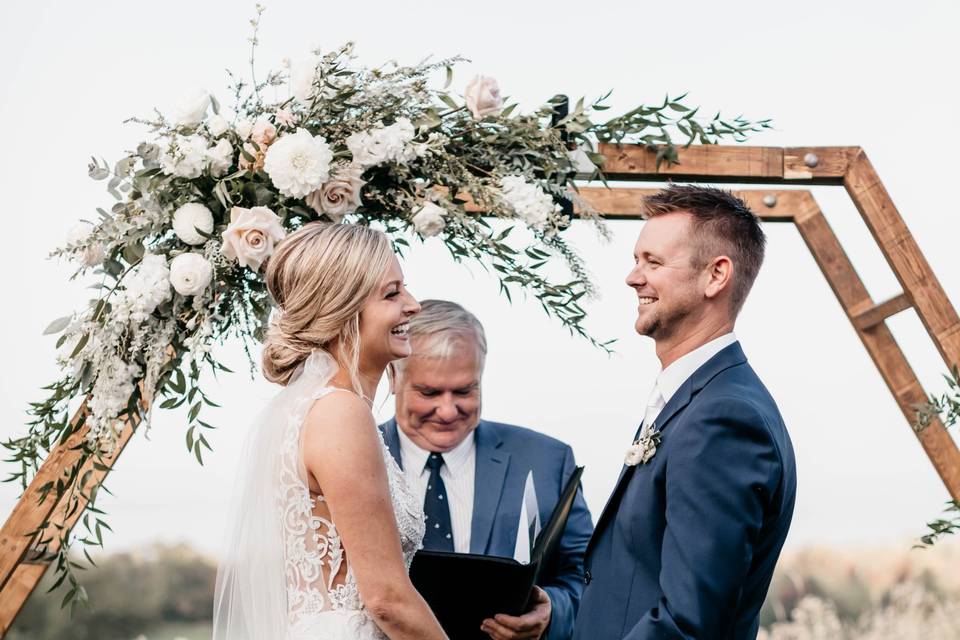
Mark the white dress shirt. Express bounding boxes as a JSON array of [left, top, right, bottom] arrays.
[[647, 332, 739, 425], [397, 426, 476, 553]]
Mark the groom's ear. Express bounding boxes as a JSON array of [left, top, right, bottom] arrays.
[[704, 255, 733, 300]]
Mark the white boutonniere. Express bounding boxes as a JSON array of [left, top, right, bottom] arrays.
[[625, 424, 662, 466]]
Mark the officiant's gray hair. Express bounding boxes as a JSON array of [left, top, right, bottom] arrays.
[[393, 299, 487, 376]]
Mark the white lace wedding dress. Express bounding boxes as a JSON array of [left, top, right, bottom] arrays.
[[213, 350, 426, 640]]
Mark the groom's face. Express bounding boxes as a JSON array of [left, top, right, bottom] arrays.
[[393, 337, 483, 453], [626, 212, 706, 340]]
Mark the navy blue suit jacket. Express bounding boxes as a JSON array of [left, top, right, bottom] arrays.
[[573, 343, 797, 640], [381, 419, 594, 640]]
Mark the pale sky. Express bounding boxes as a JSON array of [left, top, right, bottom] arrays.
[[2, 0, 959, 559]]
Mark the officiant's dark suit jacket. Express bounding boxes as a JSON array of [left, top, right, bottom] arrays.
[[381, 418, 594, 640], [572, 343, 796, 640]]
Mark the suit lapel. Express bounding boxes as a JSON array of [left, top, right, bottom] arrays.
[[586, 343, 748, 557], [380, 418, 403, 470], [470, 421, 510, 555]]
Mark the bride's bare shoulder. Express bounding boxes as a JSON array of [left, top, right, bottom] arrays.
[[302, 387, 376, 444]]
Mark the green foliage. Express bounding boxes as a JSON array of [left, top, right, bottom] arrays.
[[915, 365, 960, 546], [8, 545, 215, 640]]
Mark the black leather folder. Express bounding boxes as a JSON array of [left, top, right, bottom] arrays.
[[409, 466, 585, 639]]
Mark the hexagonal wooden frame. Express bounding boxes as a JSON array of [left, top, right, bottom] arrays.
[[1, 143, 959, 634]]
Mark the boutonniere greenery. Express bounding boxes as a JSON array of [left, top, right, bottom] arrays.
[[625, 424, 661, 466]]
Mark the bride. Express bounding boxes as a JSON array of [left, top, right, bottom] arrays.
[[212, 222, 448, 639]]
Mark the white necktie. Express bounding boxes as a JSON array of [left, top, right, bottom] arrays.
[[642, 383, 666, 432]]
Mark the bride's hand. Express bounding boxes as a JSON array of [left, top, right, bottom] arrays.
[[479, 586, 552, 640]]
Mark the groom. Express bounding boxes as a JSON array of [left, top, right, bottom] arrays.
[[573, 186, 797, 639]]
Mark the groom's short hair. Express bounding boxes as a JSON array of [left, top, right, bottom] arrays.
[[393, 299, 487, 376], [643, 184, 766, 316]]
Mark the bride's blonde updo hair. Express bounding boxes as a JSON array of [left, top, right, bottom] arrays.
[[262, 222, 394, 387]]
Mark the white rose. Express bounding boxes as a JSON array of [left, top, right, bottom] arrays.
[[220, 205, 287, 271], [206, 139, 234, 177], [208, 114, 230, 137], [235, 118, 254, 140], [172, 203, 215, 245], [411, 202, 446, 237], [464, 76, 503, 119], [174, 90, 211, 127], [169, 252, 213, 296], [305, 164, 365, 222]]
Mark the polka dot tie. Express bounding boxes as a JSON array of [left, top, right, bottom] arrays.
[[422, 453, 455, 552]]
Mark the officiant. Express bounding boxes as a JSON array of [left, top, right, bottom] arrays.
[[380, 299, 593, 640]]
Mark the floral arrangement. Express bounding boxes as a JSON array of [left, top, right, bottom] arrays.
[[3, 6, 769, 608]]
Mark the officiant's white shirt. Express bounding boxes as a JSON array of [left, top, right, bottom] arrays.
[[648, 332, 739, 423], [397, 426, 476, 553]]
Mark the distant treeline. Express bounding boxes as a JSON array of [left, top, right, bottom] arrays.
[[8, 544, 215, 640]]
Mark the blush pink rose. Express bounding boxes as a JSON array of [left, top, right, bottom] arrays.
[[305, 164, 365, 222], [464, 75, 503, 119], [220, 206, 286, 271]]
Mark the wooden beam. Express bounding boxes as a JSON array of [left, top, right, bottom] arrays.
[[598, 143, 784, 183], [784, 147, 859, 182], [851, 293, 913, 331], [595, 143, 860, 185], [573, 186, 802, 222], [844, 150, 960, 371], [792, 194, 960, 500], [0, 398, 141, 636]]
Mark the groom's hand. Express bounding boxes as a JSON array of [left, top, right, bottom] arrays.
[[480, 586, 551, 640]]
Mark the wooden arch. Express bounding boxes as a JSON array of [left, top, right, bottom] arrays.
[[1, 144, 959, 634]]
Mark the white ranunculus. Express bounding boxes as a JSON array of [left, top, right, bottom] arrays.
[[172, 202, 215, 245], [208, 114, 230, 137], [220, 205, 287, 271], [235, 118, 254, 140], [174, 90, 211, 127], [291, 55, 321, 103], [160, 135, 209, 179], [464, 76, 503, 119], [263, 128, 333, 198], [207, 138, 234, 177], [169, 252, 213, 296], [411, 202, 446, 237]]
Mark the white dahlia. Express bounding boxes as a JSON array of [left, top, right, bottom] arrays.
[[172, 203, 215, 245], [263, 128, 333, 198]]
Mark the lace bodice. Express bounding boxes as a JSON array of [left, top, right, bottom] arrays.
[[277, 380, 426, 629]]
